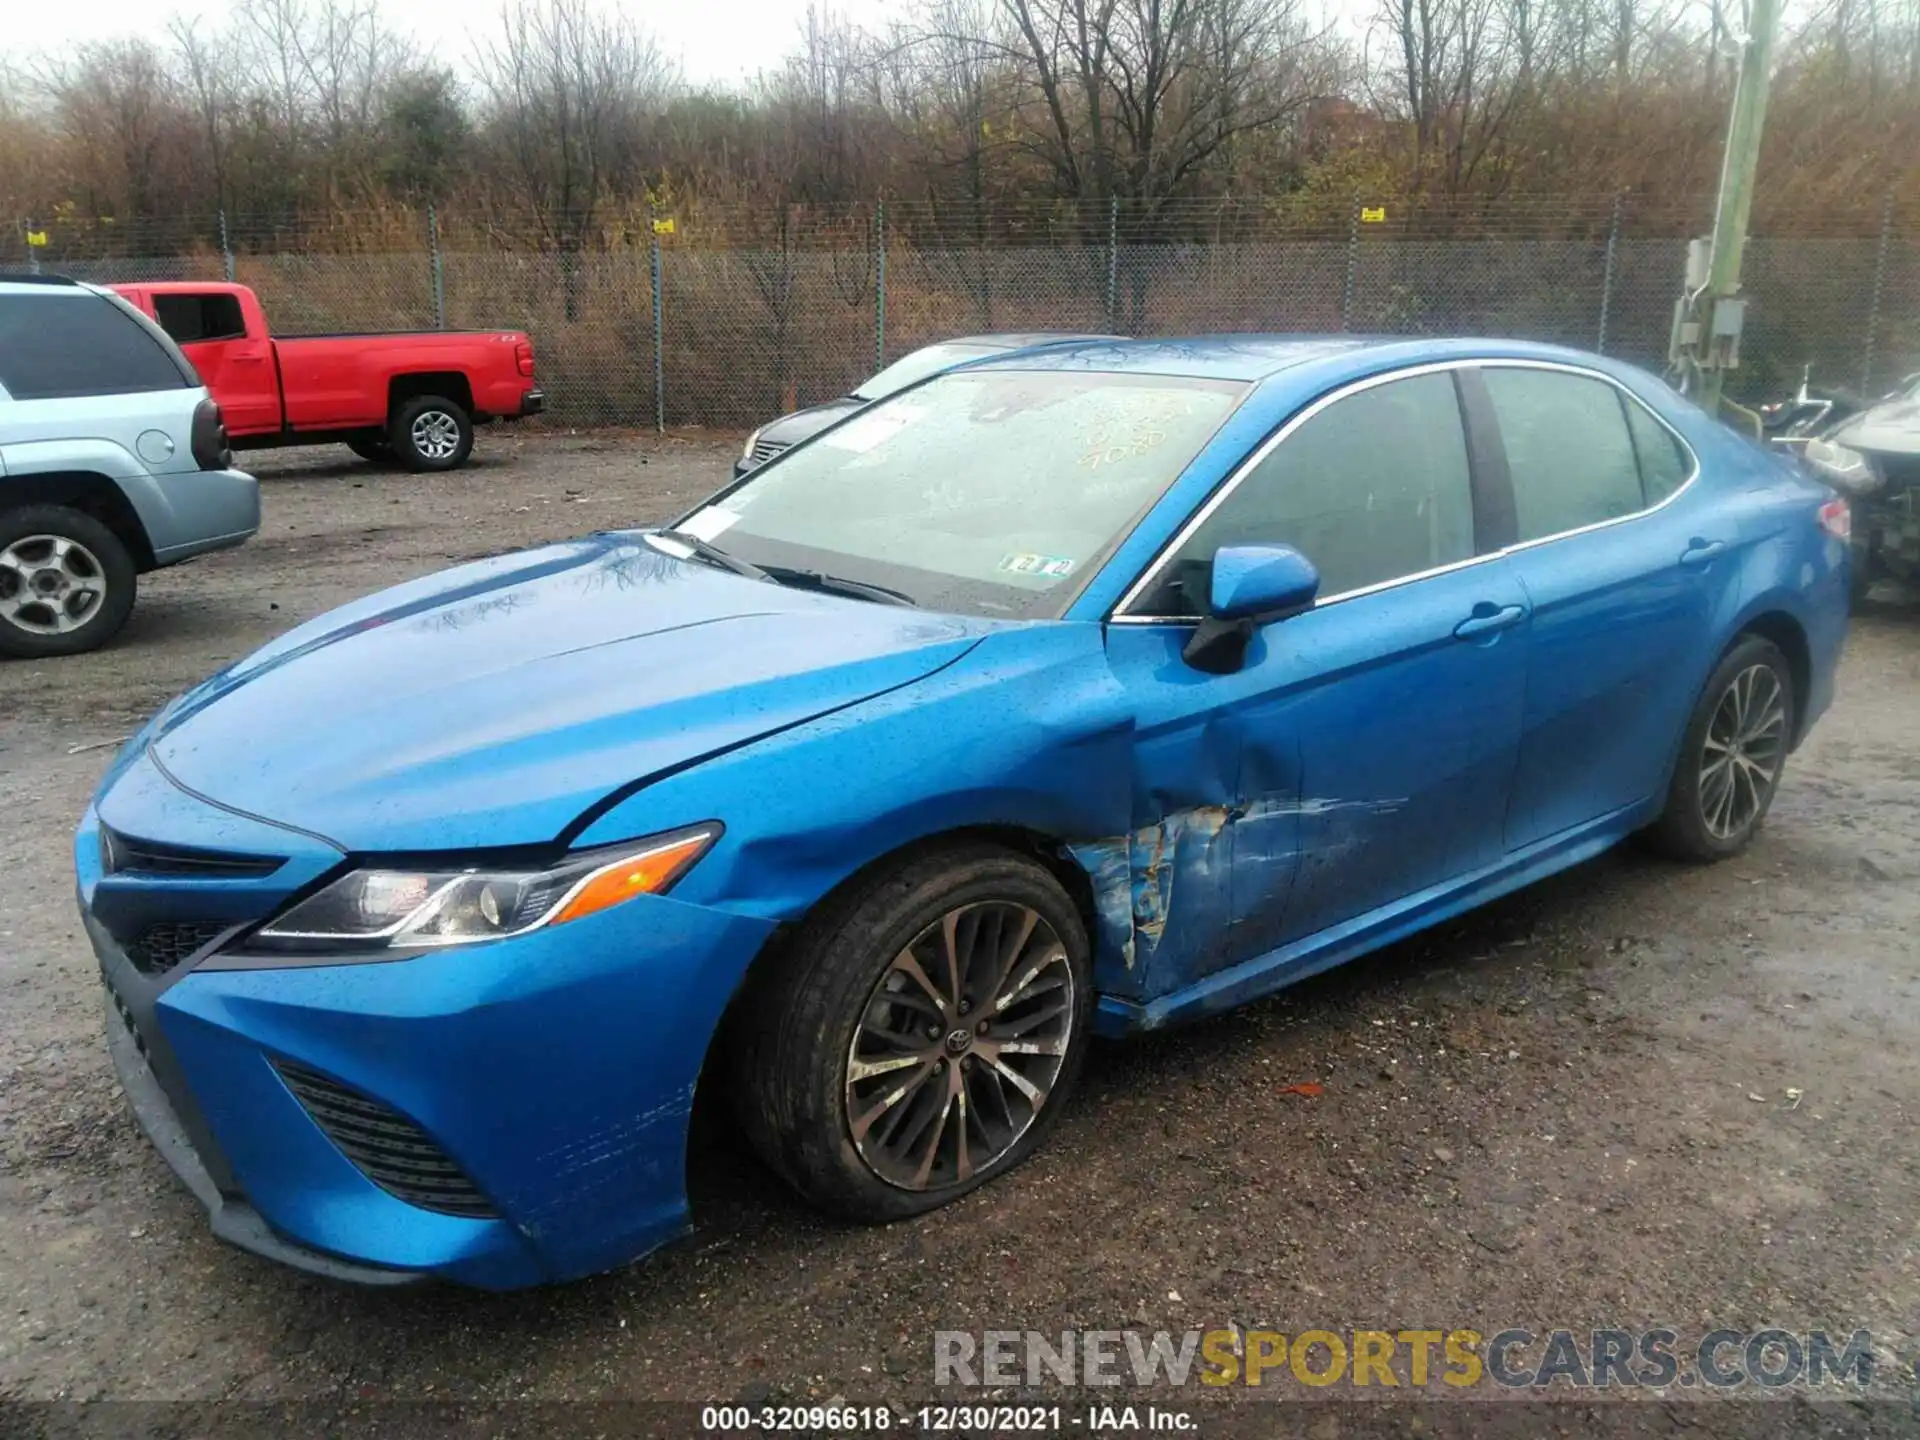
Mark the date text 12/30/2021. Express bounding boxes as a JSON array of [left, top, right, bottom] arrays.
[[700, 1405, 1197, 1431]]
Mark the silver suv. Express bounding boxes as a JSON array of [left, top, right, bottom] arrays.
[[0, 276, 260, 657]]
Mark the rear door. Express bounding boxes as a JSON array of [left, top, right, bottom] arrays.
[[148, 291, 281, 435], [1468, 363, 1728, 849]]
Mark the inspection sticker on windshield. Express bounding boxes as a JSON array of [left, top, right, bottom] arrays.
[[822, 404, 921, 454], [678, 506, 742, 541], [999, 553, 1076, 578]]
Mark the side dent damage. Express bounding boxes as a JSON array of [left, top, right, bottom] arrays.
[[1070, 805, 1233, 980], [1069, 795, 1410, 1020]]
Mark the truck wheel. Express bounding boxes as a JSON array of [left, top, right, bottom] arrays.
[[347, 434, 393, 464], [0, 506, 138, 659], [389, 396, 473, 472]]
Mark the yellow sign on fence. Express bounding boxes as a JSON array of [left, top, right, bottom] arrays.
[[651, 217, 676, 235], [1360, 206, 1387, 224], [25, 230, 48, 246]]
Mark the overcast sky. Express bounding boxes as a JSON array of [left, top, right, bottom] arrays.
[[6, 0, 899, 86]]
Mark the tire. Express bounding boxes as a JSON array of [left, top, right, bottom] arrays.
[[0, 505, 137, 659], [732, 843, 1094, 1223], [1644, 635, 1796, 862], [1847, 535, 1876, 609], [388, 395, 473, 472], [346, 434, 393, 464]]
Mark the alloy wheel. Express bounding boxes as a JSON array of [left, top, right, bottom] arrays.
[[845, 901, 1076, 1191], [1699, 662, 1789, 840], [410, 410, 462, 461], [0, 534, 107, 636]]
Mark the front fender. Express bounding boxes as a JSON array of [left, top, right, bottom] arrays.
[[574, 621, 1136, 942]]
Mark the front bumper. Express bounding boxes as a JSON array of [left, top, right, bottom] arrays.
[[79, 765, 777, 1289]]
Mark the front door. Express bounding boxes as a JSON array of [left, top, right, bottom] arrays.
[[150, 290, 282, 436], [1104, 367, 1530, 1000]]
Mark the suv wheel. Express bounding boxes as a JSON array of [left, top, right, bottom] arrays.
[[389, 395, 474, 472], [0, 506, 137, 658]]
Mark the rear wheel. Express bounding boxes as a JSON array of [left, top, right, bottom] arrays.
[[388, 395, 473, 472], [733, 845, 1093, 1222], [1645, 635, 1795, 861], [0, 505, 137, 658]]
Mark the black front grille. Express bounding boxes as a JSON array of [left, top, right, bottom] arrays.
[[102, 825, 284, 879], [125, 921, 231, 975], [274, 1060, 497, 1219]]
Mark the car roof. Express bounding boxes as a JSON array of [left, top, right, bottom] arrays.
[[941, 332, 1123, 350], [0, 274, 102, 298], [966, 334, 1644, 383]]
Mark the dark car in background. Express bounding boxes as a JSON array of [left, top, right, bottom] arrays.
[[735, 332, 1118, 476]]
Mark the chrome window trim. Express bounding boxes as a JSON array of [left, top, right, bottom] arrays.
[[1108, 356, 1702, 626]]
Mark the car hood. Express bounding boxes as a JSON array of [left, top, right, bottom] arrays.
[[1833, 392, 1920, 459], [757, 396, 864, 449], [144, 532, 990, 851]]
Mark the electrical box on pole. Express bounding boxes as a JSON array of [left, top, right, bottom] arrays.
[[1669, 0, 1782, 425]]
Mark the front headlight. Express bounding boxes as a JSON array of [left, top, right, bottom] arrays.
[[1803, 438, 1885, 496], [741, 426, 764, 464], [247, 825, 719, 954]]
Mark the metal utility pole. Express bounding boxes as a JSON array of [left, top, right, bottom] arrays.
[[1671, 0, 1782, 421]]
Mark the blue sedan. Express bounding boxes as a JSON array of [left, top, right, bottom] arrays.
[[79, 337, 1850, 1288]]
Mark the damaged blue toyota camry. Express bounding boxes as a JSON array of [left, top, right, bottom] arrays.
[[80, 337, 1850, 1288]]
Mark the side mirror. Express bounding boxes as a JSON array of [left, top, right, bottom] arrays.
[[1182, 544, 1320, 674]]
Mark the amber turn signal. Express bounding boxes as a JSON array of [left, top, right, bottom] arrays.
[[550, 832, 716, 926]]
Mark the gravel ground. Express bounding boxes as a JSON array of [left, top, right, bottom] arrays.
[[2, 432, 1918, 1434]]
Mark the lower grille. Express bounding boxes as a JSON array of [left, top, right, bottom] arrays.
[[274, 1060, 497, 1219], [126, 921, 230, 975], [748, 438, 789, 467]]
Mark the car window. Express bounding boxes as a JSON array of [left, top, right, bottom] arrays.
[[1486, 369, 1645, 541], [852, 343, 1003, 401], [0, 292, 193, 400], [152, 292, 247, 344], [675, 370, 1246, 619], [1131, 371, 1475, 616], [1623, 396, 1691, 504]]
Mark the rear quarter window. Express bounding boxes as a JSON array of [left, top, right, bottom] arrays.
[[0, 291, 194, 400]]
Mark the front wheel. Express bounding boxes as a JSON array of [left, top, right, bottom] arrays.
[[388, 395, 473, 472], [1644, 635, 1796, 861], [733, 845, 1094, 1223]]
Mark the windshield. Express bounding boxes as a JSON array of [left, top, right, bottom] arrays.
[[853, 342, 1005, 400], [672, 369, 1246, 618]]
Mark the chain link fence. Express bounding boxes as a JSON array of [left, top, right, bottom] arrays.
[[18, 195, 1920, 431]]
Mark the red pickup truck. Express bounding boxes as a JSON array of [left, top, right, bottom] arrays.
[[111, 282, 543, 472]]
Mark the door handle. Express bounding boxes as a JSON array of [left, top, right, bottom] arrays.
[[1679, 539, 1727, 567], [1453, 603, 1527, 640]]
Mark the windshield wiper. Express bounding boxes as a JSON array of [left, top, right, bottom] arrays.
[[647, 531, 915, 607], [648, 529, 769, 581], [760, 564, 918, 607]]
